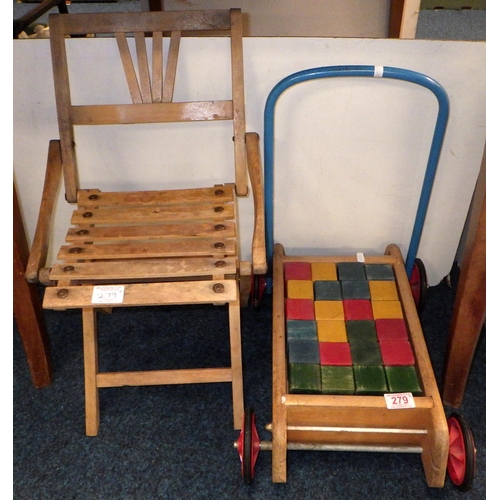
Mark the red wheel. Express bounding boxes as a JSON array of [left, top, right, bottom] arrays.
[[250, 275, 266, 311], [409, 257, 428, 314], [236, 408, 260, 484], [447, 412, 476, 492]]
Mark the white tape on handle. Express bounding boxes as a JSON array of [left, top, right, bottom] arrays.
[[374, 66, 384, 78]]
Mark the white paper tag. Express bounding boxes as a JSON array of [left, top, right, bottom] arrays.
[[384, 392, 415, 409], [356, 252, 365, 262], [91, 285, 125, 304]]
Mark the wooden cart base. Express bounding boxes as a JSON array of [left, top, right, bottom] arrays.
[[270, 242, 449, 487]]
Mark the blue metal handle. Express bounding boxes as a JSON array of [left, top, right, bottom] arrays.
[[264, 65, 450, 278]]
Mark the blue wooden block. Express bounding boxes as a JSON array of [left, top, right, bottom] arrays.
[[286, 320, 318, 340], [287, 338, 320, 364], [364, 264, 395, 281]]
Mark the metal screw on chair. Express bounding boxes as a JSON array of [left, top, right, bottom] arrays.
[[83, 212, 93, 218], [57, 289, 69, 299], [88, 194, 99, 201], [63, 266, 75, 272], [213, 283, 225, 293], [69, 247, 83, 254], [215, 224, 226, 231], [215, 189, 225, 196], [214, 206, 224, 213], [214, 242, 225, 249], [215, 260, 226, 268], [77, 229, 89, 236]]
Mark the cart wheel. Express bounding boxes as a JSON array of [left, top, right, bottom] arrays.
[[447, 412, 476, 492], [236, 408, 260, 484], [409, 257, 428, 314], [250, 275, 266, 311]]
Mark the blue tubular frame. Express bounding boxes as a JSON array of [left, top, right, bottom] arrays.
[[263, 65, 450, 279]]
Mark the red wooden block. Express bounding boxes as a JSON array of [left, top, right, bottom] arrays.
[[284, 262, 312, 281], [376, 319, 408, 340], [319, 342, 352, 366], [285, 298, 315, 320], [379, 340, 415, 366], [343, 300, 374, 320]]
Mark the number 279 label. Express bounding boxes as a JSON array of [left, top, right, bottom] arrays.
[[384, 392, 415, 409], [91, 285, 125, 304]]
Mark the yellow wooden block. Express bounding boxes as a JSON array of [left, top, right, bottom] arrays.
[[371, 300, 403, 319], [369, 281, 399, 301], [316, 320, 348, 342], [311, 262, 337, 281], [287, 280, 314, 299], [314, 300, 344, 320]]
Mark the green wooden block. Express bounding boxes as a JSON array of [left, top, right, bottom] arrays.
[[337, 262, 366, 281], [346, 320, 377, 344], [350, 341, 383, 366], [385, 366, 422, 395], [321, 366, 355, 394], [286, 320, 318, 340], [314, 280, 342, 300], [354, 366, 388, 394], [288, 363, 322, 394], [364, 264, 395, 281]]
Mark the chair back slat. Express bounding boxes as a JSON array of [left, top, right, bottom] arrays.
[[116, 32, 142, 104], [134, 32, 153, 103], [163, 30, 181, 103], [152, 31, 164, 103]]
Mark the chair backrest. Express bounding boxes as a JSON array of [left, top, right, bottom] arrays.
[[49, 9, 247, 203]]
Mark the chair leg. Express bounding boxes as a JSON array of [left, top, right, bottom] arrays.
[[228, 298, 244, 430], [82, 307, 100, 436]]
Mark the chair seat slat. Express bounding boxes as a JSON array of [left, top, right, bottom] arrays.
[[43, 279, 238, 309], [66, 221, 236, 243], [50, 256, 238, 281], [58, 239, 236, 261], [71, 203, 234, 225], [77, 186, 235, 206]]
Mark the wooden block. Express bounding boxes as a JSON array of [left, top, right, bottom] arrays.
[[287, 280, 314, 299], [321, 366, 355, 394], [285, 298, 315, 320], [287, 338, 320, 364], [314, 280, 342, 301], [385, 366, 422, 395], [311, 262, 337, 281], [337, 262, 366, 281], [350, 341, 383, 366], [368, 281, 398, 301], [319, 342, 352, 366], [375, 318, 408, 340], [371, 300, 403, 319], [346, 320, 377, 344], [364, 264, 395, 281], [354, 365, 388, 394], [286, 320, 317, 340], [314, 300, 344, 320], [341, 280, 371, 300], [342, 299, 373, 320], [316, 320, 347, 342], [288, 363, 322, 394], [284, 262, 312, 281], [379, 340, 415, 366]]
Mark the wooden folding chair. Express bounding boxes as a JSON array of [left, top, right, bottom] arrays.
[[25, 9, 266, 436]]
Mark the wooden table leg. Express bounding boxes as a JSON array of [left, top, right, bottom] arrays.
[[442, 183, 486, 408], [13, 184, 53, 388]]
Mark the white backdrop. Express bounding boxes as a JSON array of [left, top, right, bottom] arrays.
[[13, 37, 485, 285]]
